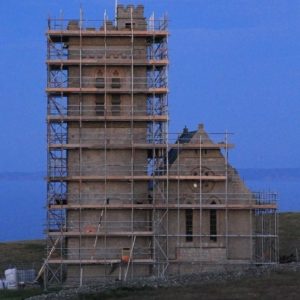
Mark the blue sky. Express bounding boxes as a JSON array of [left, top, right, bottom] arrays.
[[0, 0, 299, 241]]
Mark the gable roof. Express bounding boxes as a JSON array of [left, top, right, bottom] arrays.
[[168, 127, 196, 165]]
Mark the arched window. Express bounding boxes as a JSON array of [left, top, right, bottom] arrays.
[[185, 209, 193, 242], [95, 70, 104, 88], [210, 201, 217, 241], [111, 70, 121, 88]]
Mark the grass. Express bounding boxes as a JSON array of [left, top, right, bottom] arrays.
[[278, 212, 300, 260], [0, 288, 43, 300], [0, 240, 44, 275]]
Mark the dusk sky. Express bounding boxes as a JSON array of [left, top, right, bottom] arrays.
[[0, 0, 299, 241]]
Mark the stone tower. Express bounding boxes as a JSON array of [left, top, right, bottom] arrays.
[[46, 4, 169, 284]]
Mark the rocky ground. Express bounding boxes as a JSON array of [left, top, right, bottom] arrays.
[[24, 263, 300, 300]]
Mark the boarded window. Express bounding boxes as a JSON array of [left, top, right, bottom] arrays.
[[185, 209, 193, 242]]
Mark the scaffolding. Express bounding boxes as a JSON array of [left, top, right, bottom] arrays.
[[45, 5, 278, 287]]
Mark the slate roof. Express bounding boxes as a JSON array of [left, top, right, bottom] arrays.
[[168, 128, 196, 165]]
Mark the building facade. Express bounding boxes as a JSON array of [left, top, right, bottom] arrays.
[[45, 4, 277, 286]]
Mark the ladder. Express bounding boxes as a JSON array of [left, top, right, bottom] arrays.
[[34, 236, 61, 282], [124, 235, 136, 281], [91, 201, 106, 259]]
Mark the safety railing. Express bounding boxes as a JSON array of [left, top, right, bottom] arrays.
[[48, 47, 168, 61], [48, 18, 168, 32], [47, 76, 167, 89], [48, 104, 168, 117], [47, 192, 277, 206], [48, 132, 228, 145], [48, 163, 227, 178], [47, 220, 152, 233], [65, 246, 153, 260]]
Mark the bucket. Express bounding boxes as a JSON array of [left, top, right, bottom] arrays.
[[84, 225, 96, 233], [121, 255, 130, 263], [121, 248, 130, 263]]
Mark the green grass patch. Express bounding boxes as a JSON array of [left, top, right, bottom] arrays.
[[0, 288, 43, 300], [0, 240, 44, 274], [279, 212, 300, 259]]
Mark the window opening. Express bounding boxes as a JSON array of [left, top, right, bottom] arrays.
[[95, 70, 104, 88], [111, 70, 121, 88], [210, 201, 217, 241], [95, 77, 105, 88], [95, 95, 105, 116], [185, 209, 193, 242], [125, 22, 135, 30], [111, 78, 121, 88], [111, 94, 121, 115]]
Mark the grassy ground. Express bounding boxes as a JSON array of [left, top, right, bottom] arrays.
[[0, 288, 43, 300], [0, 240, 44, 275], [278, 212, 300, 260]]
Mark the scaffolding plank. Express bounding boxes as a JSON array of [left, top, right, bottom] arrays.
[[48, 231, 154, 237], [48, 143, 233, 150], [47, 175, 227, 181], [48, 204, 277, 210], [46, 87, 168, 94], [47, 259, 155, 264], [47, 59, 169, 66], [47, 115, 168, 122], [48, 30, 168, 38]]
